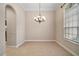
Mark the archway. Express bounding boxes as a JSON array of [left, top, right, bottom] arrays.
[[5, 4, 25, 48], [5, 5, 16, 46]]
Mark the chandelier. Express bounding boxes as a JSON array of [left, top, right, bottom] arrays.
[[34, 3, 46, 23]]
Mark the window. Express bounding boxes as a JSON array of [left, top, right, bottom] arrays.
[[64, 3, 79, 44]]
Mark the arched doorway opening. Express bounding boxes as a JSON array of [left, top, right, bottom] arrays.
[[5, 5, 16, 46]]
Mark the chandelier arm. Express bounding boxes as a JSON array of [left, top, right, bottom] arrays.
[[34, 3, 46, 24]]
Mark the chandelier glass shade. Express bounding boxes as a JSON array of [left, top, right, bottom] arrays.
[[34, 3, 46, 23], [34, 16, 46, 23]]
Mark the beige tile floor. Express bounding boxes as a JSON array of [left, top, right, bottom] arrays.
[[6, 42, 73, 56]]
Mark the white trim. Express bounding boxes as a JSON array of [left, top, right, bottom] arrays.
[[24, 9, 55, 11], [25, 40, 56, 42], [16, 40, 25, 48], [56, 41, 78, 56], [7, 45, 16, 48], [7, 41, 25, 48], [65, 38, 79, 46], [7, 40, 55, 48]]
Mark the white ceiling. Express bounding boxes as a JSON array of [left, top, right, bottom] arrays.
[[19, 3, 60, 11]]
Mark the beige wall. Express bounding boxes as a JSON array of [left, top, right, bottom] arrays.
[[25, 11, 56, 41], [15, 4, 25, 46], [56, 7, 79, 55], [6, 5, 16, 46]]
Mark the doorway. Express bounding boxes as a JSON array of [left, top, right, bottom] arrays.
[[5, 5, 16, 46]]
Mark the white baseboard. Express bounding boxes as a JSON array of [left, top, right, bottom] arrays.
[[7, 40, 25, 48], [25, 40, 56, 42], [16, 40, 25, 48], [6, 40, 55, 48], [7, 45, 16, 48], [56, 41, 78, 56]]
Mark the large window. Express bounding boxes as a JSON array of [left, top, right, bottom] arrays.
[[64, 3, 79, 44]]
